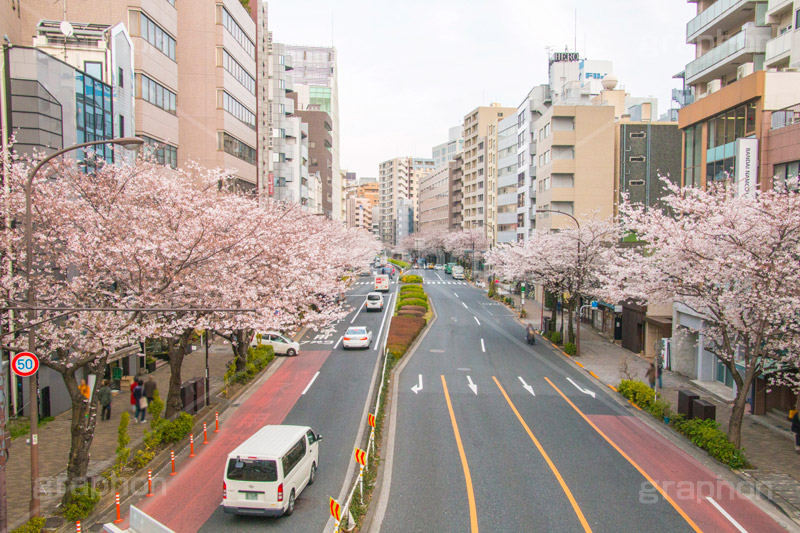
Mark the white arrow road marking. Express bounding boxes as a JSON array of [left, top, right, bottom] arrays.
[[302, 372, 320, 395], [467, 376, 478, 395], [480, 339, 486, 353], [411, 374, 423, 394], [518, 377, 535, 396], [567, 378, 596, 398], [706, 497, 748, 533], [473, 317, 481, 326], [462, 302, 468, 309]]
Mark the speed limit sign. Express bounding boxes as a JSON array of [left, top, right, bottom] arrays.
[[11, 352, 39, 378]]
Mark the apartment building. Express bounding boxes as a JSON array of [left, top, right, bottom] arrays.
[[418, 165, 451, 234], [449, 153, 464, 231], [432, 126, 464, 167], [378, 157, 434, 245], [462, 104, 516, 236], [295, 107, 333, 214], [496, 115, 519, 244]]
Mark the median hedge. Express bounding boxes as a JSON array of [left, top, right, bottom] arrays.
[[388, 258, 409, 269], [397, 298, 429, 311], [386, 316, 427, 358], [400, 274, 423, 283]]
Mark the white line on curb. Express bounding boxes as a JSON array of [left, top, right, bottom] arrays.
[[706, 497, 748, 533]]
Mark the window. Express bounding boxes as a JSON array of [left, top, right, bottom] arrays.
[[796, 9, 799, 30], [544, 123, 551, 138], [84, 61, 103, 80], [219, 132, 256, 165], [119, 115, 125, 138], [226, 459, 277, 482], [139, 12, 176, 60], [221, 7, 255, 58], [142, 135, 178, 168], [220, 91, 256, 129], [138, 75, 176, 114], [774, 160, 800, 190], [118, 67, 124, 87], [221, 49, 255, 94]]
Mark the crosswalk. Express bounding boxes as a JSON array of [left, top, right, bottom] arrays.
[[351, 281, 468, 286]]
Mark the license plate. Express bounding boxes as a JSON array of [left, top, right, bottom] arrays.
[[245, 492, 258, 501]]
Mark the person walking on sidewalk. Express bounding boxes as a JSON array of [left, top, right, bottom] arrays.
[[133, 379, 147, 423], [130, 379, 137, 414], [792, 412, 800, 454], [144, 376, 158, 404], [645, 363, 656, 389], [97, 380, 112, 421], [78, 379, 90, 400]]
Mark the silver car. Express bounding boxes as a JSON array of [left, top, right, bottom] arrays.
[[342, 326, 372, 349]]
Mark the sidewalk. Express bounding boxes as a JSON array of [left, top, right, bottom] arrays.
[[7, 340, 235, 530], [477, 278, 800, 525]]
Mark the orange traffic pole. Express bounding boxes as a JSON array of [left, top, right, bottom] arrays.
[[215, 412, 219, 433], [189, 434, 195, 457], [114, 492, 123, 523], [203, 422, 208, 444], [76, 520, 81, 533], [170, 450, 176, 475], [146, 469, 153, 497]]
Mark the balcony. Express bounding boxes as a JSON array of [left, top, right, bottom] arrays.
[[497, 230, 517, 243], [767, 0, 794, 21], [497, 192, 518, 207], [497, 212, 517, 225], [686, 0, 762, 44], [283, 54, 294, 71], [498, 172, 518, 189], [765, 31, 793, 67], [685, 24, 772, 85]]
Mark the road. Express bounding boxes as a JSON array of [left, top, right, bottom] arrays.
[[376, 268, 786, 532], [128, 272, 396, 532]]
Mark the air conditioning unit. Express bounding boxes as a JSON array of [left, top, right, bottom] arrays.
[[737, 62, 755, 80], [781, 67, 799, 72], [706, 79, 722, 94]]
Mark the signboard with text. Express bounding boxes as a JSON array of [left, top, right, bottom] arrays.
[[735, 138, 758, 198], [268, 172, 274, 196]]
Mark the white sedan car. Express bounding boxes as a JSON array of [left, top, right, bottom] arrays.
[[342, 327, 372, 350], [250, 331, 300, 356]]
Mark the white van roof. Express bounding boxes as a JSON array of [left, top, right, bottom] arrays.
[[229, 425, 310, 459]]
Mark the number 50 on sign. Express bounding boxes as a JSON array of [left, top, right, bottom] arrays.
[[12, 352, 39, 377]]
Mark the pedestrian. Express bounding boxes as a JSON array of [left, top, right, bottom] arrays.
[[78, 379, 90, 400], [792, 412, 800, 454], [657, 362, 663, 389], [133, 379, 146, 423], [130, 379, 137, 414], [645, 363, 656, 389], [144, 376, 158, 404], [97, 380, 112, 421], [526, 324, 537, 345]]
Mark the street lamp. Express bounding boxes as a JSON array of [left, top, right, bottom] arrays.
[[535, 208, 582, 356], [22, 137, 143, 518]]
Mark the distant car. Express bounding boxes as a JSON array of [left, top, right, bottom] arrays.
[[365, 292, 384, 312], [435, 264, 443, 270], [427, 263, 435, 269], [343, 326, 372, 349], [452, 266, 465, 280], [359, 270, 371, 277], [251, 332, 300, 356], [445, 263, 456, 274]]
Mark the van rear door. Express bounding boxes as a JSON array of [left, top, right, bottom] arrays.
[[225, 457, 282, 510]]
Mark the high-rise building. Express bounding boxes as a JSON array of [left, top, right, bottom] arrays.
[[284, 45, 341, 219], [378, 156, 434, 245], [449, 154, 464, 231], [461, 104, 516, 237], [418, 165, 451, 235], [432, 126, 464, 168], [495, 115, 519, 244], [295, 107, 333, 214]]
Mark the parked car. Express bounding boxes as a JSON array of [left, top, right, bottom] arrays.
[[343, 326, 372, 349], [223, 425, 321, 517], [251, 332, 300, 356], [365, 292, 384, 312]]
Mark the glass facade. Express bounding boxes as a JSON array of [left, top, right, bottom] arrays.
[[309, 86, 332, 113], [75, 72, 114, 163], [774, 160, 800, 191], [218, 132, 256, 165], [139, 12, 176, 61], [138, 74, 177, 114]]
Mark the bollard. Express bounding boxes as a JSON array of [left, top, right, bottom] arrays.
[[189, 434, 195, 457], [215, 411, 220, 432], [114, 492, 123, 523], [76, 520, 81, 533], [203, 422, 208, 444], [146, 469, 154, 497], [170, 450, 176, 475]]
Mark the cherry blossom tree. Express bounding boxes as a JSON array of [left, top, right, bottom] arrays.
[[603, 181, 800, 447]]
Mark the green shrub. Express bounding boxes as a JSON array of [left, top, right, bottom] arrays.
[[564, 342, 577, 355], [155, 412, 194, 444], [648, 399, 672, 419], [62, 485, 101, 521], [618, 379, 656, 410], [400, 274, 423, 283], [400, 283, 422, 292], [398, 310, 425, 318], [399, 290, 427, 300], [388, 258, 409, 269], [386, 316, 427, 358], [225, 344, 274, 386], [11, 516, 46, 533], [673, 418, 750, 469], [148, 391, 164, 427], [400, 305, 427, 314], [488, 285, 496, 298], [113, 412, 131, 482], [397, 298, 429, 311], [131, 449, 155, 469], [549, 331, 562, 344], [400, 287, 425, 296]]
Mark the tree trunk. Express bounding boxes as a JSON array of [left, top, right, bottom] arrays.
[[550, 294, 557, 333], [727, 367, 755, 449], [164, 329, 193, 419], [567, 300, 575, 344], [231, 329, 251, 373], [60, 355, 107, 505]]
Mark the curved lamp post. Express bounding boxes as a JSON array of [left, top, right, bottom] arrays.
[[23, 137, 143, 518], [535, 209, 582, 356]]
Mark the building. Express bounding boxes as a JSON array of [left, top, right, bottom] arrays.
[[672, 0, 800, 406], [378, 156, 434, 246], [496, 115, 519, 244], [432, 126, 464, 168], [462, 104, 516, 236], [295, 107, 333, 214], [449, 154, 464, 231], [515, 84, 552, 240], [346, 196, 372, 231], [284, 45, 341, 219], [178, 0, 257, 191], [356, 178, 379, 207], [396, 198, 414, 244], [253, 0, 271, 198], [418, 165, 450, 235]]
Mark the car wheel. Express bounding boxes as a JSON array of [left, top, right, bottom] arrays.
[[285, 490, 296, 516], [287, 348, 297, 357], [309, 463, 317, 485]]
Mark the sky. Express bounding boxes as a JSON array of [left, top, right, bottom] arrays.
[[268, 0, 698, 178]]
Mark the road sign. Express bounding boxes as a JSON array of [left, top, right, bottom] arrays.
[[520, 283, 526, 293], [367, 413, 376, 428], [591, 300, 599, 309], [11, 352, 39, 378], [354, 447, 366, 466], [329, 497, 342, 521]]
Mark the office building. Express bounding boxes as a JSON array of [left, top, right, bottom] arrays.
[[295, 107, 333, 214], [432, 126, 464, 168], [449, 154, 464, 231], [418, 165, 451, 235], [396, 198, 414, 244]]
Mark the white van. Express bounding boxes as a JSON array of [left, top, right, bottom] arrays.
[[374, 274, 390, 292], [452, 266, 465, 280], [223, 425, 322, 517]]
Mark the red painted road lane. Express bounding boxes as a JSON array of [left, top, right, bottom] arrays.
[[589, 414, 784, 533], [125, 350, 331, 532]]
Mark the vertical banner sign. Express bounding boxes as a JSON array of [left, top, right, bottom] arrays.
[[367, 413, 376, 428], [354, 448, 366, 466], [735, 138, 758, 198], [268, 172, 274, 196], [329, 497, 342, 521]]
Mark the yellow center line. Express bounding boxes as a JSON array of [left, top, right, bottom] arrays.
[[492, 376, 592, 533], [441, 375, 479, 533], [544, 377, 704, 533]]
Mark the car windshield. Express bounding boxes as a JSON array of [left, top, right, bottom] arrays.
[[226, 458, 278, 482], [347, 328, 367, 335], [368, 294, 381, 300]]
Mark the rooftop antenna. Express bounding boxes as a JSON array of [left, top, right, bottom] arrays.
[[574, 8, 577, 54]]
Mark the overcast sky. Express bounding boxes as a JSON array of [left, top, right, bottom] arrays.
[[268, 0, 697, 178]]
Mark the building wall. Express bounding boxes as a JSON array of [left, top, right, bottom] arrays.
[[295, 109, 332, 214], [449, 155, 464, 230], [418, 164, 450, 234], [496, 114, 518, 243]]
